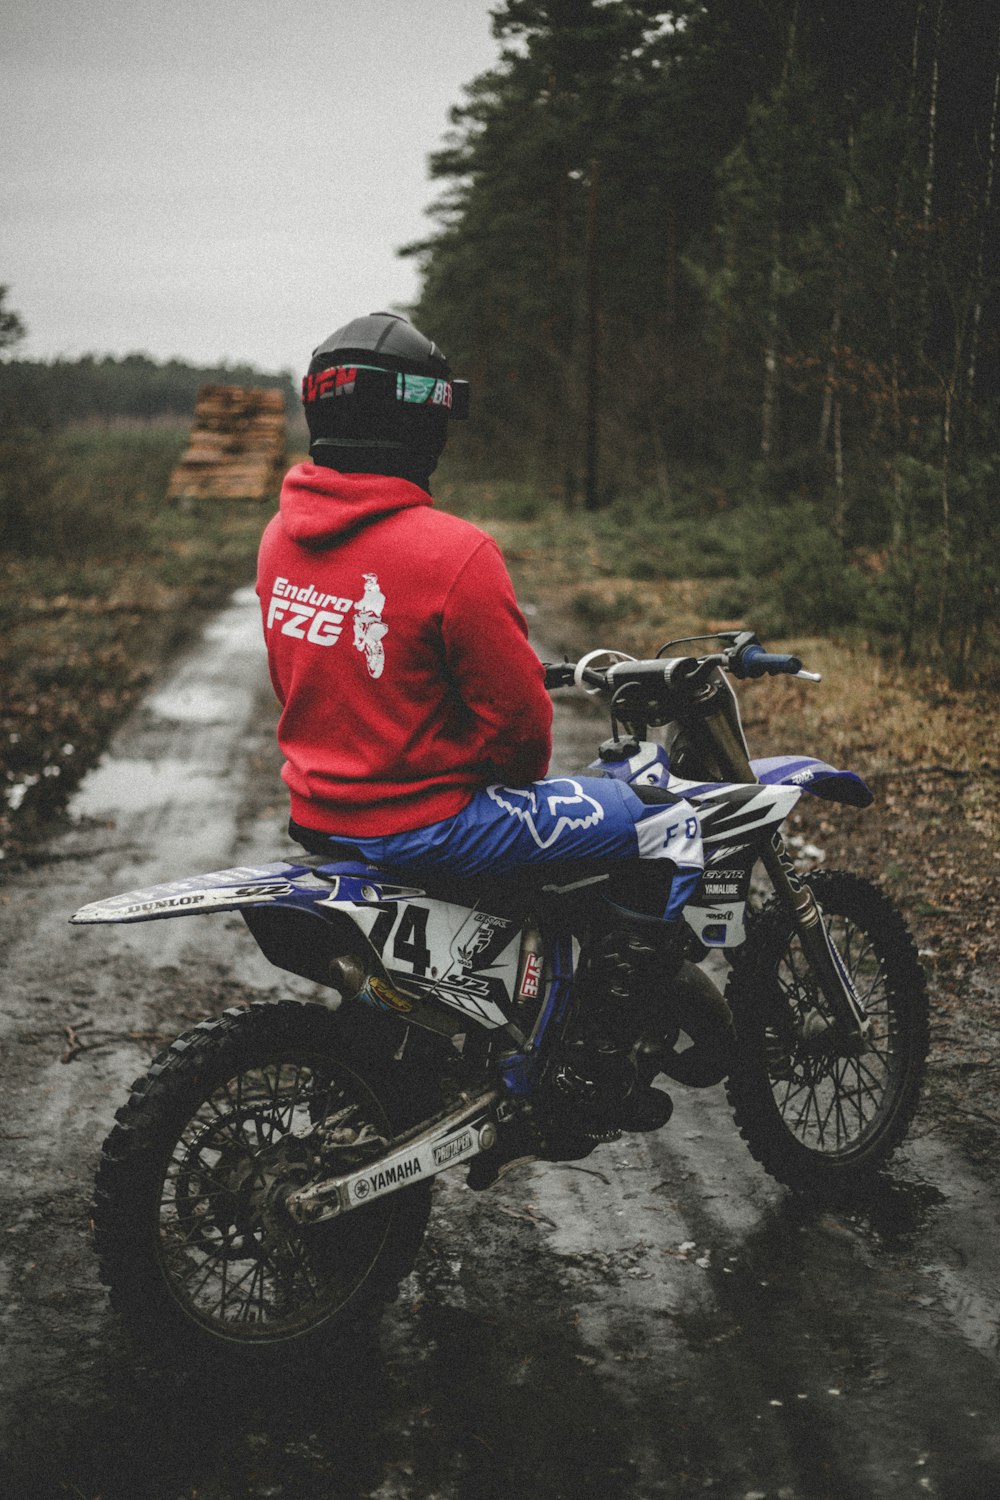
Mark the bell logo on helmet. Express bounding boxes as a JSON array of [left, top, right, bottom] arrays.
[[396, 374, 454, 409]]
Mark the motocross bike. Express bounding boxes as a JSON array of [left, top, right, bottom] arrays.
[[74, 630, 928, 1365]]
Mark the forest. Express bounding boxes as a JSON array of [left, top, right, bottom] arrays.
[[407, 0, 1000, 685], [0, 343, 295, 430], [2, 0, 998, 688], [0, 317, 296, 560]]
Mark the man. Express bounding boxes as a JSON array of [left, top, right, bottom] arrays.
[[257, 312, 703, 1134], [258, 311, 702, 885]]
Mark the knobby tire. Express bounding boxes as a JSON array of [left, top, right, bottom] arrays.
[[92, 1000, 432, 1366], [724, 870, 929, 1193]]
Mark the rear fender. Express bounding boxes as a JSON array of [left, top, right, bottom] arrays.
[[71, 856, 524, 1040], [68, 857, 399, 926]]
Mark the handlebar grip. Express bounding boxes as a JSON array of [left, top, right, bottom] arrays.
[[543, 662, 576, 689], [736, 644, 803, 679]]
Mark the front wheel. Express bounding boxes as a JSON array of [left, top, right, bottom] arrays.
[[93, 1001, 433, 1365], [724, 870, 929, 1193]]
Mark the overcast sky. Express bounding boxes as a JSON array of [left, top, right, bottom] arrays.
[[2, 0, 502, 374]]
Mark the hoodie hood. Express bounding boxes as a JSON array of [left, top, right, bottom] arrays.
[[277, 463, 432, 548]]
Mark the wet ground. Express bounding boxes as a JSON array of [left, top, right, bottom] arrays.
[[1, 586, 998, 1500]]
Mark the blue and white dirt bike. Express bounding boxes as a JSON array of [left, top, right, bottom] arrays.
[[73, 630, 928, 1365]]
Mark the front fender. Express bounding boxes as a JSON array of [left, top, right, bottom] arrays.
[[750, 755, 873, 808]]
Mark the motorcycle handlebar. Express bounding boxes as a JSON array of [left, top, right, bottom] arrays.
[[544, 636, 821, 695]]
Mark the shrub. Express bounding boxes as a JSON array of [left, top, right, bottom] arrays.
[[735, 499, 870, 634], [0, 425, 186, 558]]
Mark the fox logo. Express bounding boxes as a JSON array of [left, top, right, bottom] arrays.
[[487, 779, 605, 849]]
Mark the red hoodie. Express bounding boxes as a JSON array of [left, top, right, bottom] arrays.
[[256, 464, 553, 836]]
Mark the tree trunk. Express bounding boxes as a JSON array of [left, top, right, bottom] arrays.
[[894, 469, 918, 664], [966, 18, 1000, 404], [833, 394, 845, 538], [760, 0, 798, 461], [916, 0, 943, 347], [761, 231, 781, 459], [887, 0, 927, 661], [936, 380, 952, 661], [819, 305, 841, 452], [584, 159, 601, 510]]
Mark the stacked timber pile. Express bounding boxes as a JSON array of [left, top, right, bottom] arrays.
[[168, 385, 286, 501]]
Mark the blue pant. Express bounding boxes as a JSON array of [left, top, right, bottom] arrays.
[[303, 776, 704, 920]]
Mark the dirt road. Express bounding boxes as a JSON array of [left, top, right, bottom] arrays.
[[1, 586, 998, 1500]]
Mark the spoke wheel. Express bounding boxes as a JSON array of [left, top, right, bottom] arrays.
[[725, 870, 928, 1193], [94, 1002, 432, 1364]]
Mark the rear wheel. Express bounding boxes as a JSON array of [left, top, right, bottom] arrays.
[[93, 1001, 432, 1365], [725, 870, 928, 1193]]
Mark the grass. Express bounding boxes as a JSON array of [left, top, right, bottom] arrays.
[[3, 451, 997, 870], [436, 463, 1000, 690], [0, 424, 274, 861], [435, 476, 999, 787]]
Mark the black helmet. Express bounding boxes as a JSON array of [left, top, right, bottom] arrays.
[[302, 312, 469, 483]]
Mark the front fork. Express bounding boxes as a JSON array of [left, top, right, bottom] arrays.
[[761, 835, 870, 1041], [695, 688, 869, 1042]]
